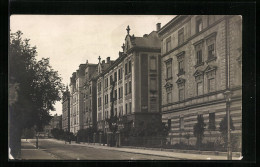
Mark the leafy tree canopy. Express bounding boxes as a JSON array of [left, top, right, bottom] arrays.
[[9, 30, 65, 131]]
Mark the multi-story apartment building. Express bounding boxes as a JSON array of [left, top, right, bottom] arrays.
[[69, 64, 86, 134], [82, 61, 98, 129], [158, 15, 242, 146], [62, 86, 70, 132], [96, 25, 162, 133]]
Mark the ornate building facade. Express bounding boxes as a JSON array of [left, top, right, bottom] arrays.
[[96, 25, 162, 133], [62, 86, 70, 132], [158, 15, 242, 147]]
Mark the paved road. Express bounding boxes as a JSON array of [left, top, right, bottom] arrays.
[[27, 139, 177, 160]]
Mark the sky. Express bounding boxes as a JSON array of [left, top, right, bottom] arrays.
[[10, 15, 175, 116]]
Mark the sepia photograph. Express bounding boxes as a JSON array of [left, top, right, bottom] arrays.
[[9, 14, 243, 161]]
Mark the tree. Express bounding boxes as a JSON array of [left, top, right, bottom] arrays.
[[219, 115, 235, 148], [9, 31, 64, 158], [193, 115, 206, 149]]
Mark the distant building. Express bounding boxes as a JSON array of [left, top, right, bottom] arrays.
[[96, 25, 162, 133], [70, 64, 86, 134], [158, 15, 242, 146], [62, 86, 70, 132], [44, 114, 62, 136]]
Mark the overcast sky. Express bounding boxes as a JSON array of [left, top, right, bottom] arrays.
[[10, 15, 175, 116]]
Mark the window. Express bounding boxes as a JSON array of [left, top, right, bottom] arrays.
[[115, 108, 117, 116], [196, 50, 203, 65], [128, 60, 131, 73], [197, 82, 203, 96], [118, 88, 121, 99], [98, 82, 101, 92], [150, 78, 156, 91], [125, 103, 128, 115], [196, 18, 203, 33], [125, 83, 128, 95], [179, 88, 184, 101], [125, 63, 128, 75], [105, 78, 108, 88], [178, 28, 184, 45], [129, 81, 132, 93], [167, 92, 172, 103], [167, 119, 171, 129], [98, 97, 101, 107], [114, 89, 117, 100], [89, 86, 91, 94], [114, 72, 117, 82], [166, 37, 171, 52], [178, 60, 184, 74], [129, 102, 132, 114], [110, 92, 113, 101], [150, 57, 156, 70], [208, 78, 215, 92], [110, 75, 113, 84], [118, 68, 121, 80], [208, 113, 216, 129], [208, 44, 215, 60], [166, 60, 172, 79], [179, 117, 184, 130]]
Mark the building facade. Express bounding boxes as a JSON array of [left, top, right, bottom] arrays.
[[62, 86, 70, 132], [96, 25, 162, 133], [82, 61, 98, 129], [158, 15, 242, 147], [69, 64, 86, 134]]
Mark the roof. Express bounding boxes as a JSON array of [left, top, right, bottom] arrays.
[[131, 31, 160, 49]]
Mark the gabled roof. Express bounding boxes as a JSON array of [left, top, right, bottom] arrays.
[[130, 31, 160, 49]]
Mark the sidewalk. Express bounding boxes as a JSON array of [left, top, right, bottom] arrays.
[[20, 139, 58, 160], [47, 139, 242, 160]]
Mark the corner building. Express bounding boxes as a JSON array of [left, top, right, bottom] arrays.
[[158, 15, 242, 147], [97, 25, 162, 133]]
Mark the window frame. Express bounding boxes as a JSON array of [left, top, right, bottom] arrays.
[[166, 37, 171, 52], [178, 28, 184, 45]]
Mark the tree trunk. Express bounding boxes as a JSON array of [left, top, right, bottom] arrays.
[[9, 110, 22, 159]]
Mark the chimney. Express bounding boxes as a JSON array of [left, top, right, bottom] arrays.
[[106, 57, 110, 63], [156, 23, 161, 31], [102, 60, 105, 64], [143, 34, 148, 37]]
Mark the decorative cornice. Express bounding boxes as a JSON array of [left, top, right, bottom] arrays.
[[164, 82, 173, 88], [164, 58, 172, 64], [193, 39, 204, 46], [204, 65, 217, 73], [175, 51, 185, 59], [205, 32, 217, 40], [193, 70, 204, 77], [176, 78, 186, 85]]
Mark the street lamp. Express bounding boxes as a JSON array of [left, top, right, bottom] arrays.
[[223, 89, 233, 160]]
